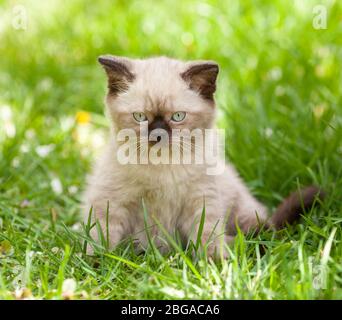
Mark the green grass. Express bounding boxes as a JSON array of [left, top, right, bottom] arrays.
[[0, 0, 341, 299]]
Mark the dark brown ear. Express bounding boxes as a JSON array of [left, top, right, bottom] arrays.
[[98, 55, 135, 95], [181, 61, 219, 100]]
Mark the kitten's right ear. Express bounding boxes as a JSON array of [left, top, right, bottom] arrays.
[[98, 55, 135, 95]]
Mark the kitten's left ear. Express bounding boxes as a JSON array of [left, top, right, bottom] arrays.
[[181, 61, 219, 101]]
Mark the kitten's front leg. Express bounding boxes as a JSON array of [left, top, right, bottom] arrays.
[[180, 200, 233, 259], [84, 203, 132, 253]]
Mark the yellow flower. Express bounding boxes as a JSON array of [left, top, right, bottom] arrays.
[[0, 240, 14, 257], [76, 111, 91, 124]]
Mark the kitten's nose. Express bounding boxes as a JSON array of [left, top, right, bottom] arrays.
[[148, 117, 170, 133], [148, 116, 171, 143]]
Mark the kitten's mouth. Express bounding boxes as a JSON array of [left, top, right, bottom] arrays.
[[148, 129, 171, 146], [148, 135, 171, 146]]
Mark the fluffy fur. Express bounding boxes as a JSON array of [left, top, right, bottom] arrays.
[[83, 56, 323, 257]]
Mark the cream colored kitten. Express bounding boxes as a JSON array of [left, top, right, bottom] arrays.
[[83, 56, 323, 258]]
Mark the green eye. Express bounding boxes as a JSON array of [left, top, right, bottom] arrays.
[[171, 111, 186, 122], [133, 112, 147, 122]]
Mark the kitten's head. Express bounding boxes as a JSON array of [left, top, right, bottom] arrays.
[[98, 56, 219, 136]]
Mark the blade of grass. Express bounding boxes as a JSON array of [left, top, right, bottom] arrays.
[[195, 202, 206, 252]]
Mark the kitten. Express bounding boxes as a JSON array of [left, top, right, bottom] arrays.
[[83, 55, 324, 257]]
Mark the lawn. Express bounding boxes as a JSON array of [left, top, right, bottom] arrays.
[[0, 0, 341, 299]]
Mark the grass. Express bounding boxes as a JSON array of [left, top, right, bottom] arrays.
[[0, 0, 341, 299]]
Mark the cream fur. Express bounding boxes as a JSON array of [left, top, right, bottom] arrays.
[[83, 56, 268, 257]]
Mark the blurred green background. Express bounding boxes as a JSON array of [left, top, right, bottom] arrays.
[[0, 0, 341, 299], [1, 0, 341, 189]]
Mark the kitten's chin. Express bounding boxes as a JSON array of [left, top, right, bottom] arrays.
[[148, 140, 170, 147]]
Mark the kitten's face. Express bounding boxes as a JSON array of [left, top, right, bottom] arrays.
[[98, 56, 219, 140]]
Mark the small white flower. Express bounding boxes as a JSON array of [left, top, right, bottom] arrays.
[[20, 144, 30, 153], [51, 247, 59, 254], [51, 177, 63, 194], [268, 67, 282, 81], [38, 77, 53, 91], [36, 144, 55, 158], [68, 185, 78, 194], [71, 223, 81, 231], [4, 122, 16, 138], [11, 157, 20, 168], [265, 128, 273, 137], [0, 105, 12, 121], [60, 116, 75, 132], [0, 105, 16, 138], [62, 278, 77, 299], [62, 278, 77, 293]]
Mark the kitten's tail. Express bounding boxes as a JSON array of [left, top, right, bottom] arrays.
[[269, 185, 325, 230]]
